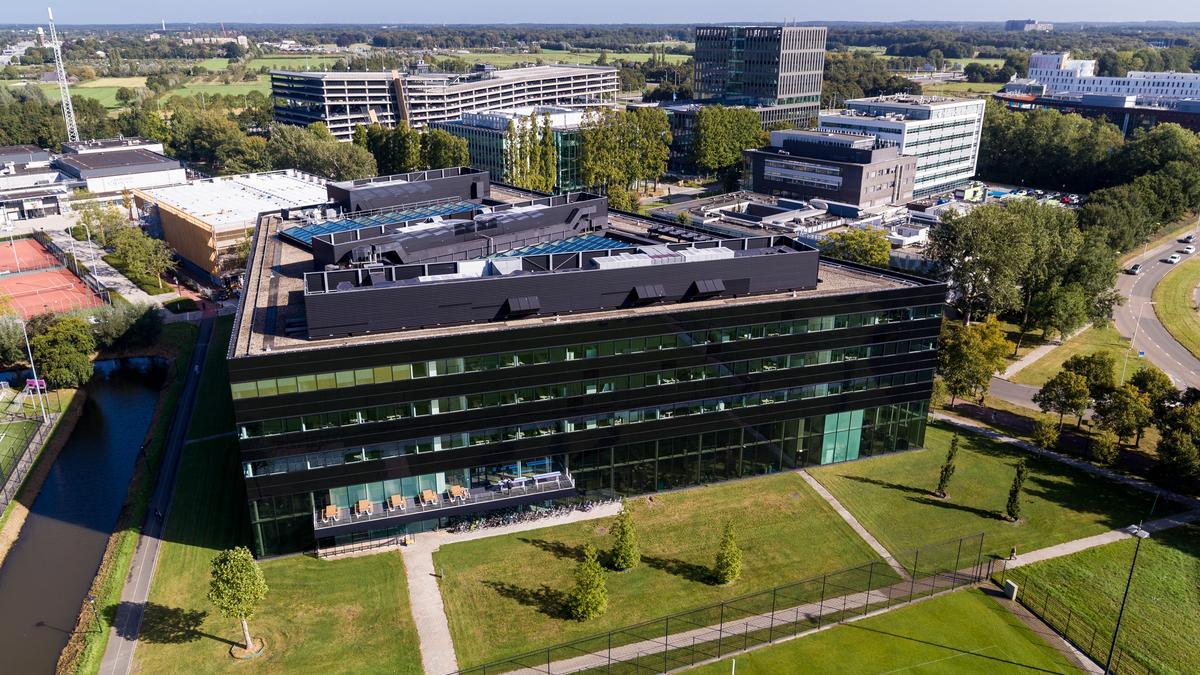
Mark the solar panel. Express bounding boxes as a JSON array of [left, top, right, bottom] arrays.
[[495, 235, 629, 257], [279, 201, 480, 247]]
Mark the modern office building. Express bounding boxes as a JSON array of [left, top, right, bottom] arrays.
[[431, 106, 586, 191], [744, 129, 917, 208], [994, 92, 1200, 137], [53, 149, 185, 194], [819, 95, 986, 198], [1027, 52, 1200, 104], [133, 170, 328, 279], [1005, 19, 1053, 32], [60, 137, 166, 156], [694, 25, 827, 128], [271, 65, 619, 142], [228, 170, 944, 556]]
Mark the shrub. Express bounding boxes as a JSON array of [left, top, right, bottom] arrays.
[[1032, 419, 1060, 451], [713, 521, 742, 585], [1090, 429, 1121, 466], [566, 544, 607, 621], [607, 504, 639, 571]]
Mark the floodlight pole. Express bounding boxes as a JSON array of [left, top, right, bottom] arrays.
[[19, 320, 49, 423], [1121, 301, 1155, 381], [1104, 525, 1149, 674]]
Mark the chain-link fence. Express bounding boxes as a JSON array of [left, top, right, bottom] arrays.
[[457, 532, 986, 675]]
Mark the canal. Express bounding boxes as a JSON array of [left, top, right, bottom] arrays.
[[0, 357, 167, 673]]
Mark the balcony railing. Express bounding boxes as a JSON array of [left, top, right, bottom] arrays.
[[313, 471, 576, 532]]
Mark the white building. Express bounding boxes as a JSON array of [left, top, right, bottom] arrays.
[[818, 95, 986, 198], [1028, 52, 1200, 105]]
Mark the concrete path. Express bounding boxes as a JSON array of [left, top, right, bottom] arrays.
[[401, 502, 623, 675], [798, 470, 910, 580], [98, 317, 214, 675], [1001, 327, 1084, 380], [1005, 509, 1200, 570], [43, 228, 155, 304]]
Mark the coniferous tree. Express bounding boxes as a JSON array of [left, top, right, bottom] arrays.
[[713, 521, 742, 585], [935, 435, 959, 498], [567, 544, 608, 621], [607, 504, 639, 571], [1006, 459, 1029, 522]]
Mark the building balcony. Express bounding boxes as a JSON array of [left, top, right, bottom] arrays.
[[312, 472, 577, 536]]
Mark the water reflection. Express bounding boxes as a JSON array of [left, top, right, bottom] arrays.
[[0, 358, 167, 673]]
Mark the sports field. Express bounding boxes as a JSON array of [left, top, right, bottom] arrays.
[[689, 589, 1079, 674], [0, 239, 103, 318]]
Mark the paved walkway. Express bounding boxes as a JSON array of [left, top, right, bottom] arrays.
[[797, 470, 910, 580], [98, 317, 214, 675], [1001, 327, 1084, 380], [402, 502, 623, 675], [1005, 509, 1200, 570], [43, 228, 155, 304]]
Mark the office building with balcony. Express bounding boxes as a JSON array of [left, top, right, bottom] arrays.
[[819, 95, 985, 198], [431, 106, 586, 192], [229, 171, 944, 556], [694, 25, 827, 128], [271, 65, 618, 142], [744, 129, 917, 208]]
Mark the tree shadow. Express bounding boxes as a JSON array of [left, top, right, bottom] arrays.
[[481, 580, 570, 619], [519, 537, 587, 562], [907, 495, 1002, 521], [642, 555, 715, 585], [842, 621, 1066, 674], [101, 601, 235, 646], [844, 474, 935, 497]]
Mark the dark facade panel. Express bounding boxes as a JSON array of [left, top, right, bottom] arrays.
[[326, 168, 491, 212]]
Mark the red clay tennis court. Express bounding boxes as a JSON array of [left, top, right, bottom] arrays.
[[0, 268, 104, 318], [0, 238, 62, 274]]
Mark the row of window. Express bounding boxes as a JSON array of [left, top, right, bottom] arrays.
[[230, 304, 943, 400], [237, 338, 937, 441], [241, 368, 935, 475]]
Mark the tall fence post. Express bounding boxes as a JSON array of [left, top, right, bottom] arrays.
[[863, 562, 875, 616], [974, 533, 985, 582], [663, 617, 670, 674], [816, 574, 828, 628], [952, 537, 963, 586], [908, 548, 920, 603], [767, 586, 778, 642], [716, 602, 725, 658]]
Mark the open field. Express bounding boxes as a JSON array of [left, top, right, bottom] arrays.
[[194, 58, 231, 71], [1153, 253, 1200, 360], [434, 471, 882, 668], [690, 588, 1078, 674], [1004, 523, 1200, 674], [919, 80, 1003, 97], [444, 49, 690, 67], [808, 422, 1170, 560], [169, 79, 272, 98], [78, 76, 147, 89], [244, 55, 340, 70], [0, 419, 39, 478], [1012, 324, 1133, 387]]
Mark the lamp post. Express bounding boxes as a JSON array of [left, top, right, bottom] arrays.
[[1104, 525, 1150, 674], [1121, 301, 1156, 381], [18, 319, 49, 424]]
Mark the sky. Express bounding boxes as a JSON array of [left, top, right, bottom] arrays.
[[8, 1, 1200, 26]]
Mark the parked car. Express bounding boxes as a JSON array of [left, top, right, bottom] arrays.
[[1185, 245, 1196, 255], [1128, 263, 1143, 275], [1183, 234, 1197, 244], [1167, 254, 1183, 264]]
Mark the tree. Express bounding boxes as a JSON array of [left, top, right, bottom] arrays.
[[1155, 430, 1199, 485], [207, 546, 268, 652], [1005, 459, 1028, 522], [420, 128, 470, 170], [607, 504, 639, 571], [692, 105, 765, 178], [1062, 352, 1117, 402], [822, 227, 891, 268], [30, 315, 96, 388], [937, 317, 1013, 405], [269, 123, 377, 180], [935, 434, 959, 498], [1128, 365, 1178, 423], [1090, 429, 1121, 466], [713, 521, 742, 585], [566, 544, 607, 621], [142, 237, 178, 292], [1094, 384, 1153, 445], [1032, 419, 1060, 451], [73, 199, 127, 246], [1033, 370, 1091, 428]]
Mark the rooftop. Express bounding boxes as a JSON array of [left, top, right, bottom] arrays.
[[61, 137, 159, 153], [54, 148, 178, 174], [136, 170, 328, 233], [273, 64, 615, 86]]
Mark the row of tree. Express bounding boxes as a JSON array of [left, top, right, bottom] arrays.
[[505, 114, 558, 193], [934, 435, 1030, 523], [579, 107, 672, 208], [352, 123, 469, 178]]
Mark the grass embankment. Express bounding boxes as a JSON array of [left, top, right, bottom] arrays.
[[1153, 253, 1200, 361], [135, 316, 421, 674], [1005, 523, 1200, 674], [62, 322, 198, 675], [690, 588, 1077, 674], [808, 423, 1170, 561], [435, 472, 882, 669], [1012, 324, 1133, 387], [101, 253, 172, 296]]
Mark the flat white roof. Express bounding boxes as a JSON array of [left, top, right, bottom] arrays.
[[140, 170, 328, 233]]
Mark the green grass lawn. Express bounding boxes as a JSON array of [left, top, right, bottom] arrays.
[[1005, 523, 1199, 674], [0, 419, 39, 477], [135, 317, 423, 674], [998, 319, 1047, 364], [1012, 324, 1133, 387], [1153, 253, 1200, 361], [102, 253, 172, 295], [5, 77, 146, 108], [435, 472, 884, 668], [808, 422, 1169, 561], [194, 58, 231, 71], [920, 81, 1002, 97], [169, 79, 272, 98], [244, 55, 340, 70], [689, 588, 1079, 674], [447, 49, 690, 67]]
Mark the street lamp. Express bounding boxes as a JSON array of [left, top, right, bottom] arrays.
[[17, 319, 49, 424], [1104, 525, 1150, 674], [1121, 301, 1156, 381]]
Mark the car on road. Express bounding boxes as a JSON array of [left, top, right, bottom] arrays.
[[1167, 253, 1183, 264], [1185, 245, 1197, 255], [1128, 263, 1143, 275], [1184, 234, 1197, 244]]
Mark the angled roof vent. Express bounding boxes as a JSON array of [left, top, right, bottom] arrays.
[[629, 283, 666, 306], [688, 278, 725, 299], [503, 296, 541, 318]]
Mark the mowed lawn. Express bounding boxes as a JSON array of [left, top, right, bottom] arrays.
[[1006, 523, 1200, 674], [244, 55, 341, 70], [435, 472, 882, 668], [689, 589, 1079, 674], [171, 79, 272, 98], [449, 49, 690, 67], [1153, 253, 1200, 360], [1012, 324, 1133, 387], [135, 317, 422, 674], [0, 419, 38, 476], [808, 423, 1168, 561]]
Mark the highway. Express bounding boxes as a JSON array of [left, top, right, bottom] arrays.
[[1113, 227, 1200, 389]]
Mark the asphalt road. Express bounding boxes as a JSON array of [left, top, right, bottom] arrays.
[[98, 317, 213, 675], [1113, 229, 1200, 389]]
